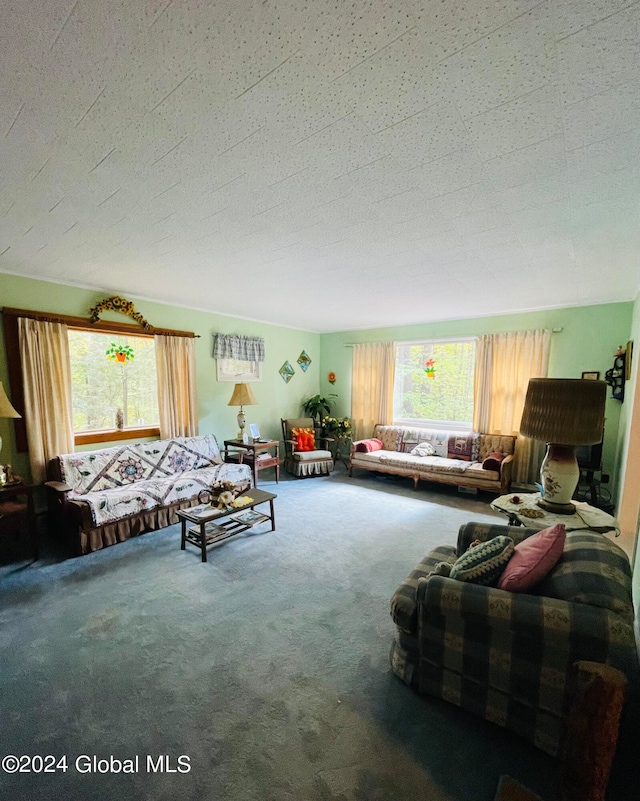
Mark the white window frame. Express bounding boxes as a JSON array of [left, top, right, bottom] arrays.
[[68, 326, 161, 444], [393, 337, 477, 432]]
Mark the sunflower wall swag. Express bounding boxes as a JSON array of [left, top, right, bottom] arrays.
[[89, 296, 152, 330]]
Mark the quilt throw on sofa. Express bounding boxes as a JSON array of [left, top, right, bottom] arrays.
[[57, 435, 249, 527]]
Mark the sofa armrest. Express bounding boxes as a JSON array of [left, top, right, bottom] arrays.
[[45, 480, 77, 542], [498, 453, 514, 492], [456, 520, 539, 555], [44, 480, 73, 499]]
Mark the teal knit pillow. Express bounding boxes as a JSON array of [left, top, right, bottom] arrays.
[[450, 535, 515, 586]]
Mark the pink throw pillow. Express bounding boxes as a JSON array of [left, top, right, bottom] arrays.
[[497, 524, 566, 592], [355, 438, 383, 453]]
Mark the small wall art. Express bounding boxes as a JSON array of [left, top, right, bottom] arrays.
[[216, 358, 262, 382], [581, 371, 600, 380], [297, 350, 311, 372], [279, 361, 295, 383]]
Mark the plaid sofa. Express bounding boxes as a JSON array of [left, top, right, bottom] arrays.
[[350, 426, 515, 493], [390, 521, 638, 756]]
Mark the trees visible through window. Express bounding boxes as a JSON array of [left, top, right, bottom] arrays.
[[68, 330, 159, 433], [394, 340, 476, 429]]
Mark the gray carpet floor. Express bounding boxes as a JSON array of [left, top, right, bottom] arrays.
[[0, 469, 634, 801]]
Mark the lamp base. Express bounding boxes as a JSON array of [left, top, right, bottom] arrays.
[[538, 443, 580, 514], [537, 497, 577, 515], [237, 409, 246, 442]]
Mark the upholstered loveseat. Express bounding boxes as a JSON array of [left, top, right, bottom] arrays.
[[45, 435, 251, 555], [390, 521, 639, 756], [349, 426, 515, 493]]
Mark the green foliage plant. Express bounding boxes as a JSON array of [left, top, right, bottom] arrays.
[[302, 393, 337, 424]]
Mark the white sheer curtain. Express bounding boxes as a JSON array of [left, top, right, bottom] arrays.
[[18, 317, 75, 484], [351, 342, 396, 440], [473, 329, 551, 484], [155, 334, 198, 438]]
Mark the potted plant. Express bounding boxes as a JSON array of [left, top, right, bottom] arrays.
[[301, 393, 337, 425]]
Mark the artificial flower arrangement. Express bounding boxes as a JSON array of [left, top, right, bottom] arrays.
[[323, 416, 352, 439], [209, 479, 251, 510]]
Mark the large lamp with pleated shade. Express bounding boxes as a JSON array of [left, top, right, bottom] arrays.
[[519, 378, 606, 514]]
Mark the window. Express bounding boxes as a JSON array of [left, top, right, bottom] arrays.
[[393, 339, 476, 430], [68, 329, 159, 439]]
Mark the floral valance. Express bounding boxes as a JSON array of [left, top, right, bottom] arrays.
[[213, 334, 265, 362]]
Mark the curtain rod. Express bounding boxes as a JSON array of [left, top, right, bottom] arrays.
[[343, 327, 563, 345], [1, 307, 199, 338]]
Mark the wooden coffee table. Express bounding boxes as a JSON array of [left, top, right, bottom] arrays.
[[177, 488, 276, 562]]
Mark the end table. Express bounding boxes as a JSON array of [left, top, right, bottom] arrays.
[[223, 439, 280, 487], [490, 492, 620, 535], [0, 480, 38, 560]]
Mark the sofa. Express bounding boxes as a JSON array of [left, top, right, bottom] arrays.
[[389, 521, 639, 756], [349, 425, 515, 493], [45, 434, 251, 555]]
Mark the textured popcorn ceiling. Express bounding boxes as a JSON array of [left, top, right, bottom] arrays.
[[1, 1, 639, 332]]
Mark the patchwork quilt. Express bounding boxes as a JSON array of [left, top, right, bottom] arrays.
[[57, 435, 251, 527]]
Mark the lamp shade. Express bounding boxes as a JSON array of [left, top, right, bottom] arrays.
[[520, 379, 606, 445], [0, 382, 21, 418], [227, 383, 258, 407]]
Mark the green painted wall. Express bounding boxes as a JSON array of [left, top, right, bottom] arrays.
[[320, 302, 633, 496], [1, 272, 634, 505], [0, 273, 320, 480]]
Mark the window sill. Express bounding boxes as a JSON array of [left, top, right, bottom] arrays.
[[75, 426, 160, 446], [393, 420, 473, 432]]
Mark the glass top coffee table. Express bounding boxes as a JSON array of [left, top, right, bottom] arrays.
[[177, 488, 276, 562]]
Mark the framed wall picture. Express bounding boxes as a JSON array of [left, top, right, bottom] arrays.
[[626, 341, 633, 380], [581, 371, 600, 380], [216, 358, 262, 382]]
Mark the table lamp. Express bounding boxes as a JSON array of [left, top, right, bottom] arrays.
[[227, 383, 257, 440], [0, 382, 21, 483], [519, 378, 606, 514]]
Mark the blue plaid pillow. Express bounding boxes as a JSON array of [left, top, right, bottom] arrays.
[[450, 535, 515, 586]]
